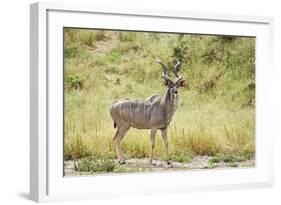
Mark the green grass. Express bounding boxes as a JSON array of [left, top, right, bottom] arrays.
[[169, 151, 193, 163], [74, 158, 116, 173], [208, 153, 251, 166], [63, 28, 256, 170]]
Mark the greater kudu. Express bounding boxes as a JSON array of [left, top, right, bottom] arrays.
[[110, 58, 186, 164]]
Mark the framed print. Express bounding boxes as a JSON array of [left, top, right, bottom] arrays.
[[30, 2, 274, 202]]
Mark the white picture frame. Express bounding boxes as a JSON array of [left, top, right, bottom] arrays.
[[30, 2, 274, 202]]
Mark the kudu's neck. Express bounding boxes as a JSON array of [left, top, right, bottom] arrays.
[[162, 89, 178, 120]]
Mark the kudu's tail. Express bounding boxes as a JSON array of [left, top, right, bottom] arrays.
[[110, 106, 117, 129]]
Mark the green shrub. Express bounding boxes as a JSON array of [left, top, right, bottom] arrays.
[[64, 46, 82, 58], [74, 158, 116, 173], [169, 151, 192, 163], [65, 74, 84, 90], [119, 32, 137, 42], [208, 157, 220, 164], [80, 32, 95, 47], [80, 30, 106, 46], [94, 31, 106, 41], [98, 48, 122, 65], [220, 154, 240, 163], [208, 154, 246, 165]]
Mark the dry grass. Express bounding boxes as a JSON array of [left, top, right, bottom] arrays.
[[64, 89, 255, 161]]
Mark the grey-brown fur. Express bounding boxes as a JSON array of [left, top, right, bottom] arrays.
[[110, 58, 186, 164]]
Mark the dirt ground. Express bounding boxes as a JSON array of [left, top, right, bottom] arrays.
[[64, 156, 255, 176]]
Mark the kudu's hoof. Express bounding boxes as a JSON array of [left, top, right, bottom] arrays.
[[167, 160, 171, 165], [149, 161, 156, 166], [118, 161, 126, 165]]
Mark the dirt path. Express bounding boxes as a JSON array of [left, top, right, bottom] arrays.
[[88, 33, 117, 57], [64, 156, 255, 176]]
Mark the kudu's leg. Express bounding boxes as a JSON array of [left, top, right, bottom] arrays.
[[161, 128, 170, 165], [149, 128, 157, 165], [114, 126, 129, 164]]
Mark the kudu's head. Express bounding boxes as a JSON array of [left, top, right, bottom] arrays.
[[156, 57, 186, 99]]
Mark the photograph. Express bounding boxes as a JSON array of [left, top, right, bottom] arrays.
[[63, 28, 256, 176]]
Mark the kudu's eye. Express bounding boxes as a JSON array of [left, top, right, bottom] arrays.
[[175, 90, 178, 94]]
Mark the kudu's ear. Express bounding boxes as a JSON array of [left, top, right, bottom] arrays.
[[176, 79, 186, 88], [163, 78, 174, 87], [179, 79, 186, 87]]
